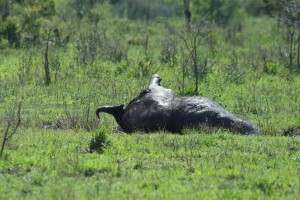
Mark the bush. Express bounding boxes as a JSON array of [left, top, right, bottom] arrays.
[[192, 0, 245, 25], [0, 17, 21, 48], [89, 128, 111, 153], [75, 24, 128, 65]]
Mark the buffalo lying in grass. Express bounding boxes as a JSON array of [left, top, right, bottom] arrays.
[[96, 74, 260, 134]]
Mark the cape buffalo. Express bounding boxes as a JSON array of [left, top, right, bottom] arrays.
[[96, 74, 260, 134]]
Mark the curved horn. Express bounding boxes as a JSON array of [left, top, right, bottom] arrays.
[[96, 105, 124, 119]]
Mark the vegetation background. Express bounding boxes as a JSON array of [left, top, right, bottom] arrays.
[[0, 0, 300, 199]]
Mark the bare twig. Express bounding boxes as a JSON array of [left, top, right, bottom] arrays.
[[44, 29, 52, 85], [0, 98, 23, 157], [6, 98, 23, 140], [0, 122, 11, 157], [161, 17, 212, 95]]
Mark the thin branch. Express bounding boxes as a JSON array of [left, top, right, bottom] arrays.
[[0, 121, 11, 157], [6, 98, 23, 140], [0, 98, 23, 157], [44, 29, 52, 86]]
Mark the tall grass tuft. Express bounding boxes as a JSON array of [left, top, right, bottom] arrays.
[[88, 128, 111, 154]]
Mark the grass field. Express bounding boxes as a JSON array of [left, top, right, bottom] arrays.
[[1, 10, 300, 199], [1, 129, 300, 199]]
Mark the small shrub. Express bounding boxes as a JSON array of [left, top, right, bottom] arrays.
[[88, 128, 111, 154], [160, 35, 178, 67], [0, 16, 21, 48], [75, 24, 128, 66]]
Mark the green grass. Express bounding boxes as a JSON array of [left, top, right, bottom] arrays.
[[1, 14, 300, 199], [1, 129, 300, 199]]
